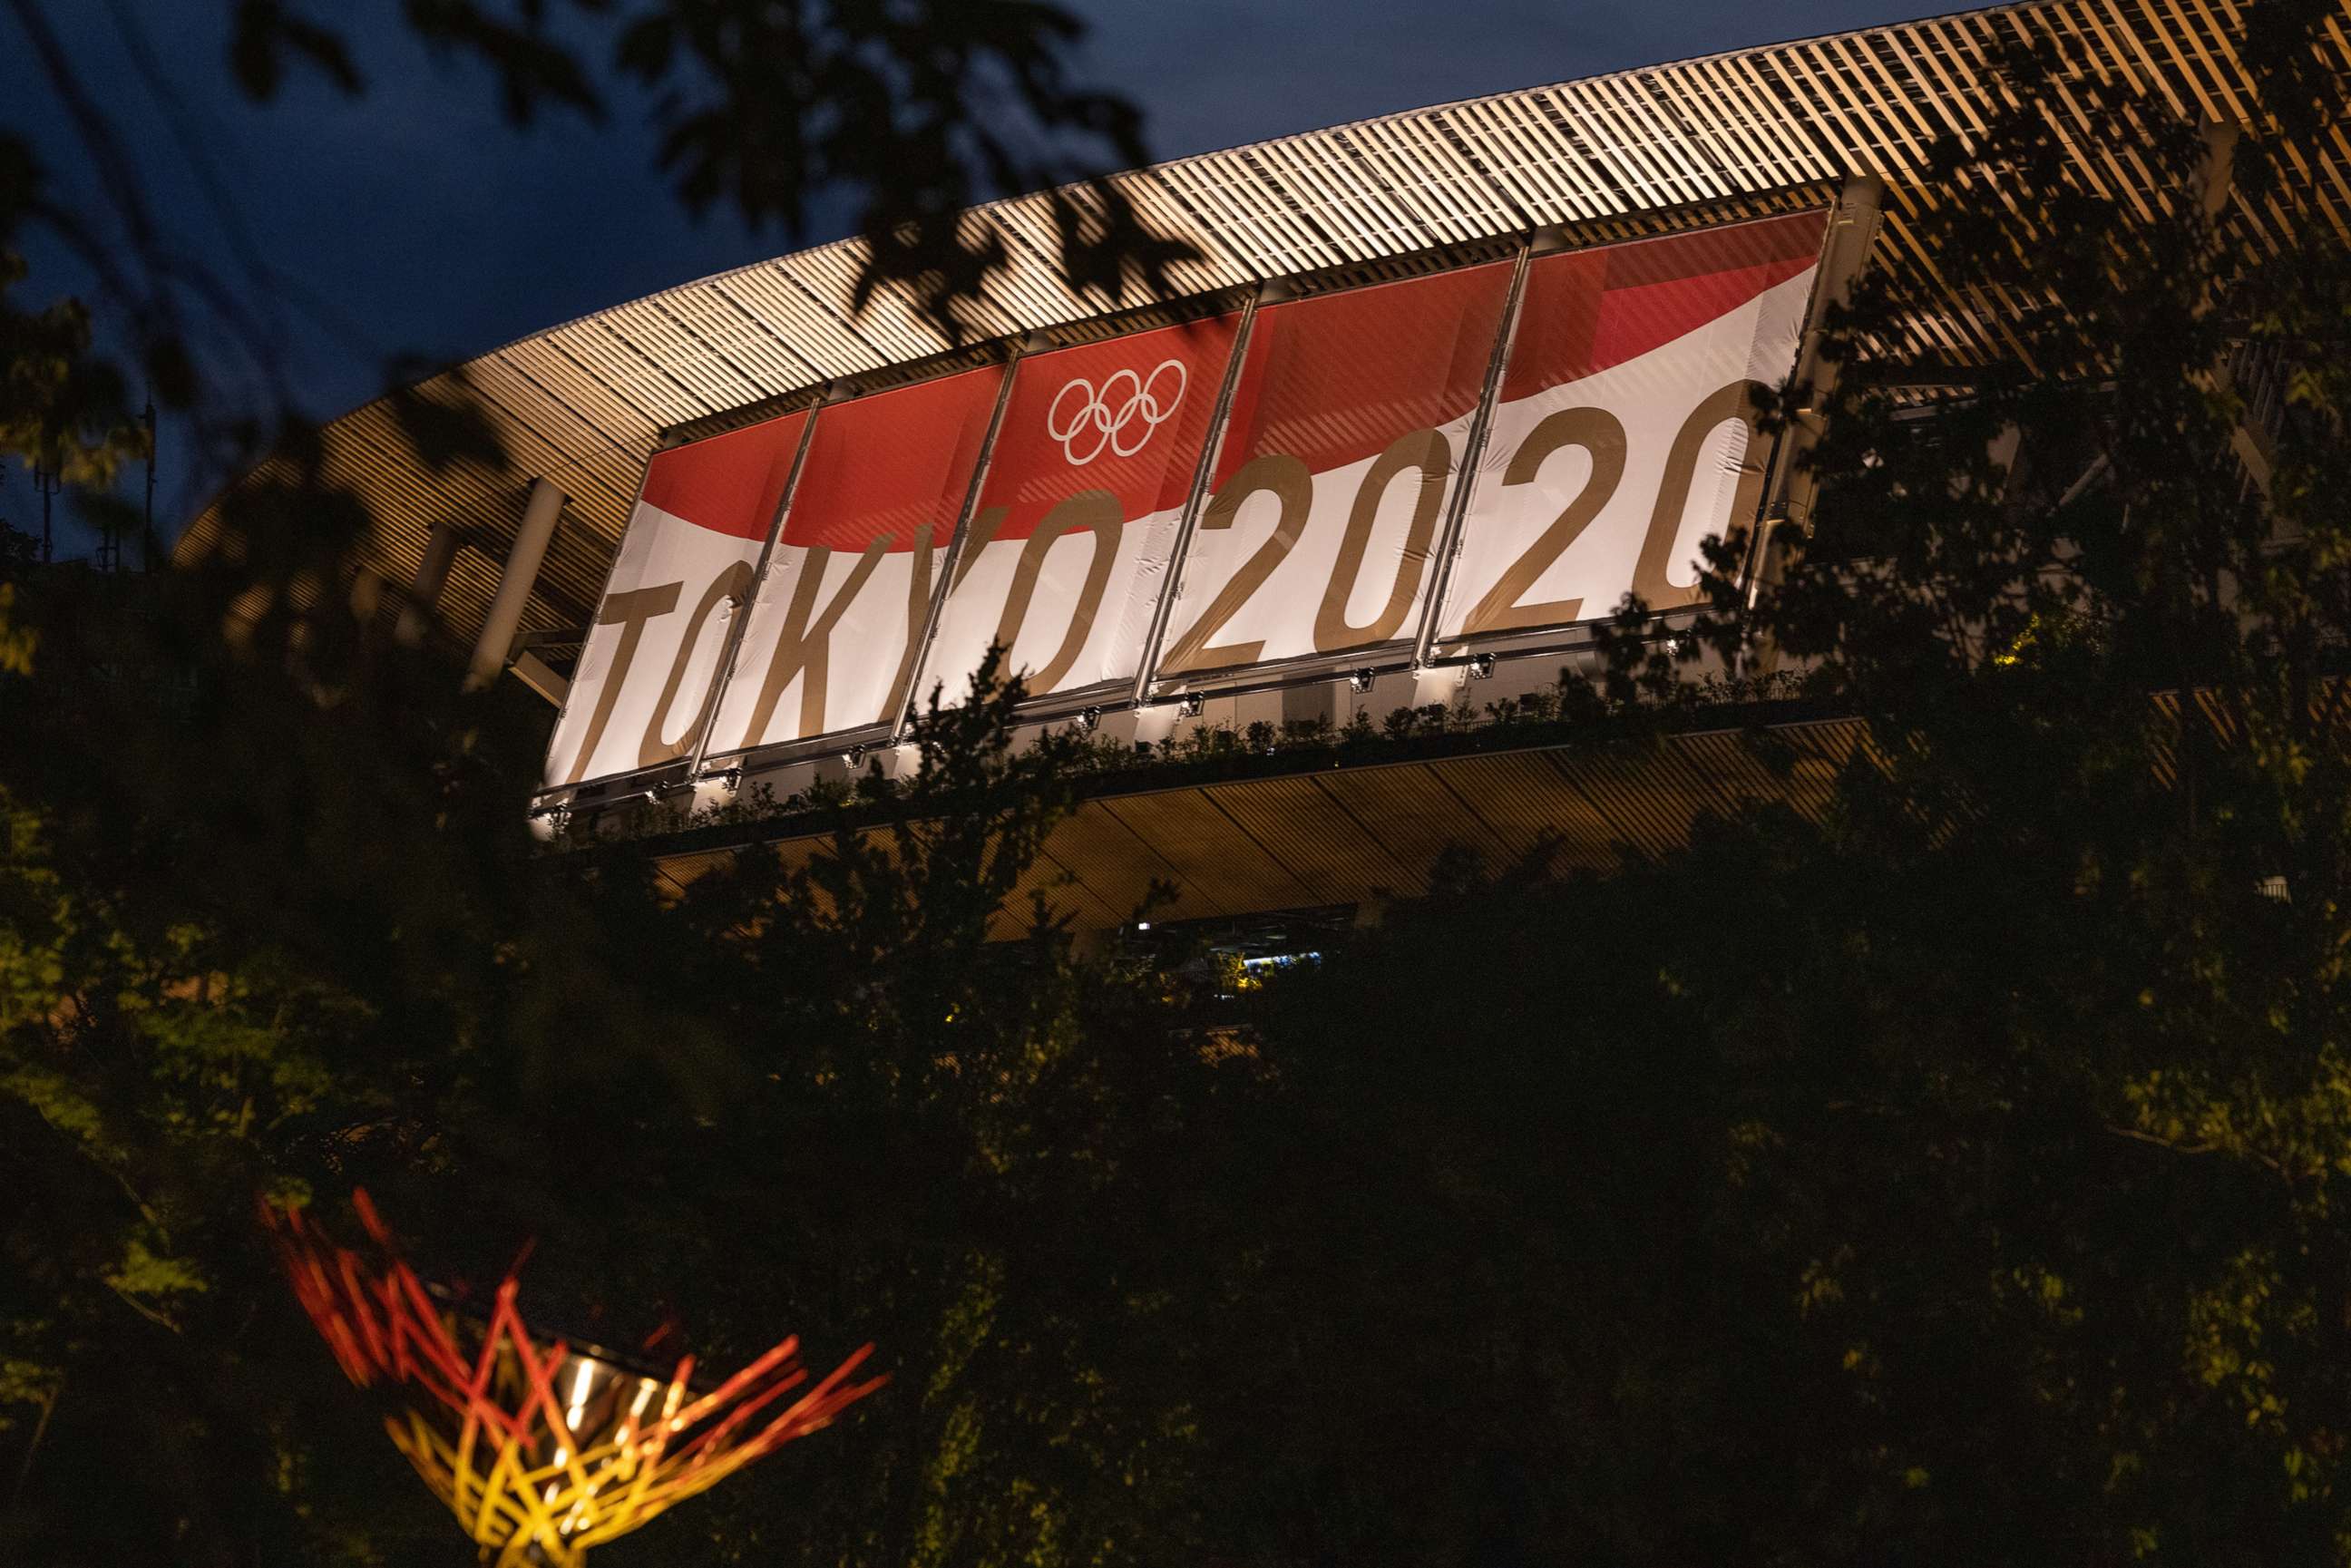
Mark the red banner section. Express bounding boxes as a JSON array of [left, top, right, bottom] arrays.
[[707, 365, 1005, 756], [543, 409, 808, 788], [1155, 262, 1514, 677], [917, 316, 1242, 706], [1433, 211, 1827, 646]]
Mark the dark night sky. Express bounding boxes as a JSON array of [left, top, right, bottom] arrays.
[[4, 0, 1939, 550]]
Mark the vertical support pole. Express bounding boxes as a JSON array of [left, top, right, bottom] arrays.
[[888, 346, 1023, 744], [36, 462, 55, 564], [1737, 174, 1886, 678], [1131, 290, 1263, 706], [1414, 238, 1535, 668], [1765, 172, 1886, 543], [686, 399, 825, 781], [509, 650, 571, 706], [2190, 118, 2274, 498], [465, 477, 565, 691], [2197, 117, 2239, 226], [396, 520, 465, 647], [1985, 423, 2024, 504], [141, 400, 158, 573]]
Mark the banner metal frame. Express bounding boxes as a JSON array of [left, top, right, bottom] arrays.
[[1414, 205, 1848, 668], [1737, 175, 1886, 640], [1413, 238, 1536, 670], [886, 345, 1026, 745], [690, 353, 1022, 774], [1137, 257, 1527, 704], [683, 397, 828, 783], [1127, 292, 1263, 710], [530, 451, 650, 811], [878, 304, 1262, 736]]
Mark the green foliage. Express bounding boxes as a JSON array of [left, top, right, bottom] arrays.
[[0, 584, 30, 676], [605, 666, 1816, 852]]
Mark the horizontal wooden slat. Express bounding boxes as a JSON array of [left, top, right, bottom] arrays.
[[181, 0, 2351, 667]]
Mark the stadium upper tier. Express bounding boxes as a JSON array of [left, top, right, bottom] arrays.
[[181, 0, 2351, 668]]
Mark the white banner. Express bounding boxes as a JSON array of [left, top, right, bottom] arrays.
[[1156, 263, 1515, 677], [541, 212, 1832, 795], [705, 365, 1005, 758], [542, 411, 806, 788], [1436, 212, 1827, 643], [916, 316, 1241, 707]]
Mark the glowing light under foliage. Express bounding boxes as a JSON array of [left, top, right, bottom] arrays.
[[263, 1192, 885, 1567]]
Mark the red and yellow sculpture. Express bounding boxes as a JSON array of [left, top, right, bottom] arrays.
[[264, 1192, 884, 1567]]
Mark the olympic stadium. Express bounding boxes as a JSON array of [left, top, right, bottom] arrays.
[[181, 0, 2351, 937]]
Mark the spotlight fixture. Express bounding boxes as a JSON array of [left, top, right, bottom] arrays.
[[1078, 706, 1102, 733], [844, 744, 867, 768], [702, 765, 743, 792], [1348, 668, 1375, 694], [1177, 693, 1205, 719], [1468, 654, 1497, 680]]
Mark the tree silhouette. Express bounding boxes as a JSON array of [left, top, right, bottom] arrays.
[[7, 2, 2351, 1566]]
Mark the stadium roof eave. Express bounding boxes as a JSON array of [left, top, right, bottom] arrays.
[[180, 0, 2351, 658]]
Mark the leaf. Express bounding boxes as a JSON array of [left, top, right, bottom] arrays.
[[385, 369, 507, 476], [102, 1240, 209, 1308], [401, 0, 604, 126], [229, 0, 364, 102]]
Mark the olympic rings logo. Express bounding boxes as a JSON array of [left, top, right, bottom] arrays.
[[1045, 358, 1188, 466]]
